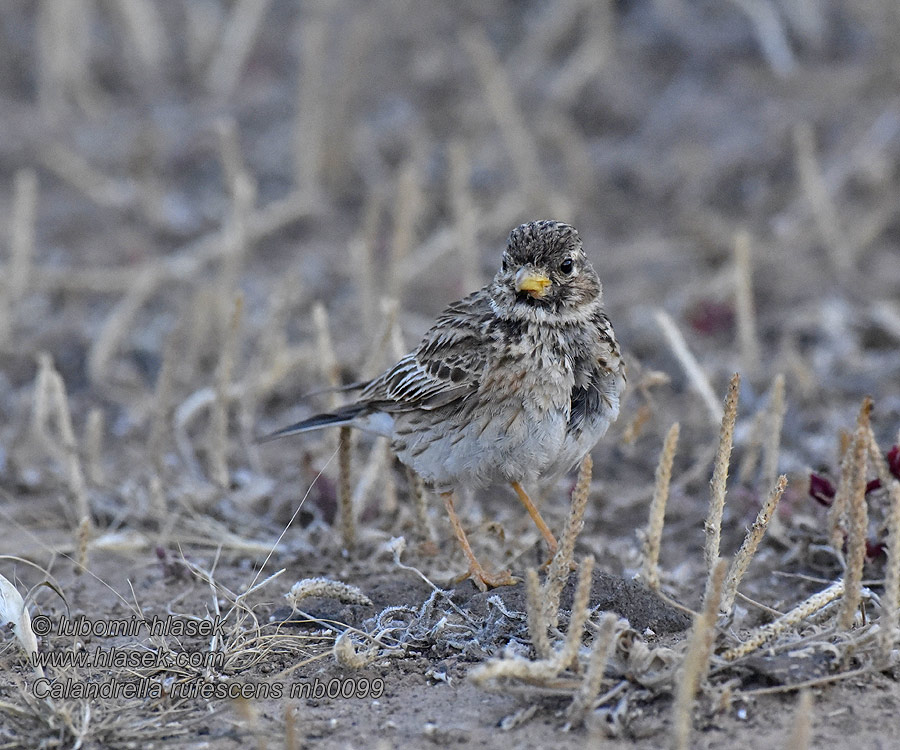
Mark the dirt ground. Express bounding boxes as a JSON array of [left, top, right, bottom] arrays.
[[1, 1, 900, 748]]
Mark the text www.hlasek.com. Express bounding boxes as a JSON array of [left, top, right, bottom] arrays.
[[29, 647, 225, 670]]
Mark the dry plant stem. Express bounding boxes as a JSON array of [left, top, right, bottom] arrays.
[[293, 13, 327, 195], [793, 122, 853, 273], [733, 230, 760, 375], [37, 355, 92, 529], [348, 192, 381, 339], [761, 373, 786, 492], [449, 141, 481, 292], [338, 426, 355, 552], [75, 516, 91, 573], [721, 475, 788, 614], [9, 168, 38, 305], [149, 334, 176, 475], [703, 374, 740, 608], [879, 478, 900, 658], [110, 0, 166, 78], [557, 555, 595, 671], [839, 425, 870, 629], [389, 161, 422, 299], [866, 421, 895, 489], [87, 267, 162, 386], [828, 431, 855, 552], [441, 491, 515, 592], [641, 422, 680, 590], [785, 689, 813, 750], [525, 568, 552, 660], [567, 612, 618, 725], [654, 309, 723, 424], [726, 0, 796, 77], [510, 481, 558, 556], [210, 296, 242, 488], [544, 455, 592, 629], [406, 467, 434, 543], [671, 559, 727, 750], [462, 29, 544, 211], [84, 408, 104, 485], [313, 302, 340, 409], [721, 579, 845, 661], [206, 0, 273, 98]]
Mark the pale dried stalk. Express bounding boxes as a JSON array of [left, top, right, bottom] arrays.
[[549, 0, 613, 102], [525, 568, 552, 660], [785, 689, 813, 750], [406, 467, 433, 543], [721, 579, 845, 661], [351, 437, 388, 514], [671, 559, 727, 750], [149, 334, 177, 475], [726, 0, 796, 77], [828, 432, 855, 552], [39, 143, 136, 209], [448, 141, 481, 293], [793, 123, 853, 273], [381, 440, 398, 515], [110, 0, 167, 77], [462, 29, 544, 210], [567, 612, 618, 725], [558, 555, 595, 671], [721, 475, 788, 614], [292, 13, 328, 195], [348, 192, 381, 339], [733, 230, 760, 375], [362, 298, 400, 377], [210, 296, 242, 488], [206, 0, 273, 97], [866, 421, 894, 490], [334, 631, 378, 668], [641, 423, 680, 590], [388, 162, 423, 299], [760, 373, 786, 492], [313, 303, 340, 410], [8, 168, 38, 305], [87, 267, 162, 386], [286, 578, 372, 608], [339, 426, 355, 551], [879, 478, 900, 658], [544, 455, 592, 628], [839, 426, 870, 630], [75, 515, 91, 572], [654, 310, 723, 424], [84, 408, 105, 485], [703, 374, 740, 607]]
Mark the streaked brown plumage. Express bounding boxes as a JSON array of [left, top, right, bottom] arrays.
[[264, 220, 625, 590]]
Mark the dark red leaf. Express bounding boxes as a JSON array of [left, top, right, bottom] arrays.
[[866, 538, 885, 560], [865, 478, 882, 494], [686, 300, 735, 336], [888, 445, 900, 480], [809, 473, 836, 506]]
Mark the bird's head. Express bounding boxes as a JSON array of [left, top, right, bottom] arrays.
[[490, 220, 602, 319]]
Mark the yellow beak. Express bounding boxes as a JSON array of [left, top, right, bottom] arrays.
[[515, 268, 551, 297]]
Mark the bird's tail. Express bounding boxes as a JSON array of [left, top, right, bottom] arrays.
[[257, 403, 368, 443]]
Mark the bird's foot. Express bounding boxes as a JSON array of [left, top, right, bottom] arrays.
[[454, 565, 519, 592]]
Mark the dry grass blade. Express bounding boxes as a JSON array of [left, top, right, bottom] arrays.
[[0, 573, 43, 677], [703, 374, 740, 608], [839, 406, 871, 630], [733, 230, 760, 375], [721, 579, 845, 661], [8, 168, 38, 306], [785, 689, 813, 750], [544, 455, 592, 629], [721, 475, 788, 615], [206, 0, 273, 98], [671, 558, 727, 750], [558, 555, 595, 671], [566, 612, 618, 726], [525, 568, 551, 660], [641, 422, 680, 590], [654, 310, 723, 424], [880, 477, 900, 658], [339, 426, 355, 552], [209, 295, 243, 487], [760, 373, 786, 493]]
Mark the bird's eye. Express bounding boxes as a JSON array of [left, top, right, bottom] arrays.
[[559, 258, 574, 275]]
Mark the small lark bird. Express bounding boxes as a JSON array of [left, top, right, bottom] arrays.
[[264, 221, 625, 590]]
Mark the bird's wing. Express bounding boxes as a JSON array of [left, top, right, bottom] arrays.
[[359, 291, 492, 412]]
